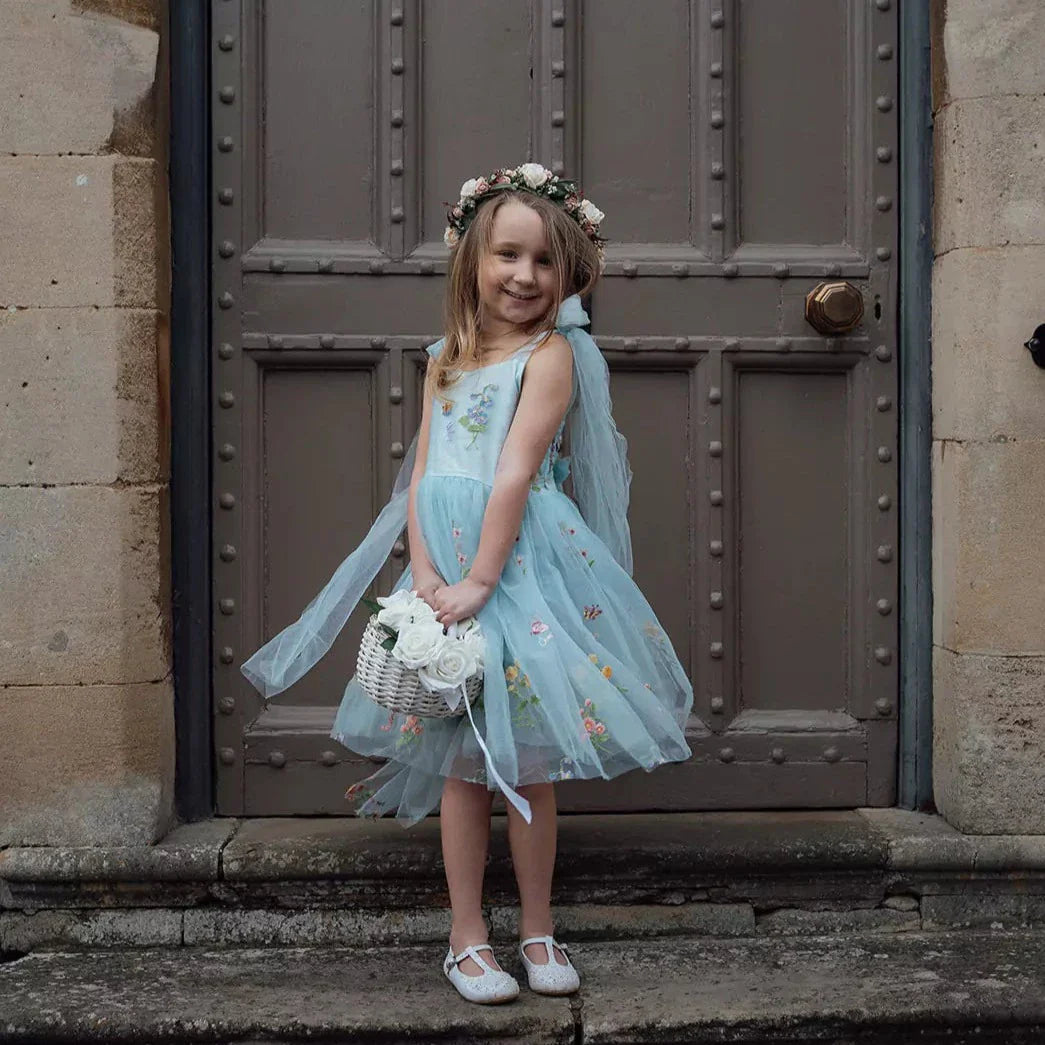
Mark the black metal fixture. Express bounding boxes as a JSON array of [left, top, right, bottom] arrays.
[[1024, 324, 1045, 369]]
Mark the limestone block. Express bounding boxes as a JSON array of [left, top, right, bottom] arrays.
[[1, 909, 181, 952], [0, 156, 159, 308], [0, 0, 160, 155], [0, 680, 175, 846], [932, 439, 1045, 653], [932, 247, 1045, 443], [933, 646, 1045, 835], [0, 485, 170, 685], [934, 97, 1045, 254], [0, 307, 166, 484], [933, 0, 1045, 106]]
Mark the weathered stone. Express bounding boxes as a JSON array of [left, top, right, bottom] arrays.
[[113, 159, 163, 307], [0, 908, 180, 951], [932, 0, 1045, 106], [934, 97, 1045, 254], [577, 932, 1045, 1043], [222, 816, 448, 882], [0, 944, 575, 1041], [490, 902, 755, 941], [922, 894, 1045, 931], [857, 807, 977, 870], [932, 247, 1045, 443], [0, 308, 165, 485], [0, 157, 159, 308], [0, 485, 169, 685], [183, 907, 451, 947], [973, 836, 1045, 872], [755, 907, 919, 935], [932, 440, 1045, 653], [0, 0, 160, 154], [10, 933, 1041, 1043], [0, 681, 174, 846], [933, 648, 1045, 834], [882, 895, 920, 912], [0, 816, 235, 884]]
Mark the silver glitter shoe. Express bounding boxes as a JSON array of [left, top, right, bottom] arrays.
[[443, 943, 520, 1004], [518, 934, 581, 995]]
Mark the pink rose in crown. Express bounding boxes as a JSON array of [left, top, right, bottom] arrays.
[[474, 177, 490, 195]]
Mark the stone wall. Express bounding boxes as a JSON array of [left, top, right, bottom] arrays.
[[930, 0, 1045, 832], [0, 0, 173, 844]]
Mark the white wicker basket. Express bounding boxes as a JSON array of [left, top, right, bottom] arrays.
[[355, 615, 483, 719]]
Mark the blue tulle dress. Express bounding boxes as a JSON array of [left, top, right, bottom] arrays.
[[330, 329, 694, 824]]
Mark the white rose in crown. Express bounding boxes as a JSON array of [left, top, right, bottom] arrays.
[[418, 643, 474, 693], [459, 177, 481, 202], [518, 163, 551, 189], [579, 198, 605, 225], [391, 620, 446, 669]]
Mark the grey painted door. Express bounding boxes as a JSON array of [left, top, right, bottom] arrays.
[[211, 0, 899, 815]]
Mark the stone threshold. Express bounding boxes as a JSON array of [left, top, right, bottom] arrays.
[[4, 809, 1045, 952], [4, 931, 1045, 1043]]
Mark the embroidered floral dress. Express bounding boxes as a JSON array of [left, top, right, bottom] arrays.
[[331, 331, 693, 823]]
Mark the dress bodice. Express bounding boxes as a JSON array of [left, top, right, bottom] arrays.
[[424, 335, 573, 491]]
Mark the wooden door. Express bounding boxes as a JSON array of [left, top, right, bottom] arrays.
[[211, 0, 899, 815]]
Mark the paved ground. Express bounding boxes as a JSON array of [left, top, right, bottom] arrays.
[[4, 930, 1045, 1043]]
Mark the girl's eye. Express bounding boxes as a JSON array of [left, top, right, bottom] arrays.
[[498, 250, 516, 259]]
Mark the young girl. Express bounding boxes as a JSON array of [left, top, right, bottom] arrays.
[[241, 164, 693, 1004]]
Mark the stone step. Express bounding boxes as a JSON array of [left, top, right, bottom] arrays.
[[5, 810, 1045, 953], [3, 931, 1045, 1043]]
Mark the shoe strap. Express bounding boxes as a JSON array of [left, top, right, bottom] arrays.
[[452, 942, 496, 974], [520, 934, 569, 961]]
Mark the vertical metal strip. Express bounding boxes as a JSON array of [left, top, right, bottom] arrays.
[[705, 351, 726, 726], [211, 0, 247, 814], [703, 0, 733, 263], [547, 0, 569, 176], [171, 0, 213, 821], [898, 0, 934, 809]]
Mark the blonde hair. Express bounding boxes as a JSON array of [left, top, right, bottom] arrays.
[[426, 190, 602, 404]]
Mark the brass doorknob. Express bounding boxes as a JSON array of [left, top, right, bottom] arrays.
[[805, 280, 864, 335]]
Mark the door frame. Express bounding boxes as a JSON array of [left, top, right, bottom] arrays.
[[169, 0, 935, 821]]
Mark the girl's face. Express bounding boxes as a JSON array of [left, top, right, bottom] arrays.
[[477, 200, 558, 337]]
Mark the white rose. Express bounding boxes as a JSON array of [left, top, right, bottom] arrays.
[[518, 163, 550, 189], [444, 226, 459, 248], [459, 178, 480, 201], [579, 199, 605, 225], [375, 589, 420, 631], [418, 643, 473, 693], [391, 620, 446, 669], [410, 597, 438, 624], [459, 632, 485, 674]]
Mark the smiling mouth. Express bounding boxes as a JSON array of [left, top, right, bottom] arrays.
[[501, 288, 538, 301]]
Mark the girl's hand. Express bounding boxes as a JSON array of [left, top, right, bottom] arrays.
[[431, 577, 494, 627], [412, 570, 446, 612]]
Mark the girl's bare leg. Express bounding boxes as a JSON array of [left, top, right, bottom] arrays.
[[441, 776, 500, 975], [506, 782, 568, 966]]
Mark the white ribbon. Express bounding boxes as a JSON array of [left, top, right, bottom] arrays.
[[430, 621, 532, 824]]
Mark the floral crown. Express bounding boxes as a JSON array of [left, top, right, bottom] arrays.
[[444, 163, 606, 270]]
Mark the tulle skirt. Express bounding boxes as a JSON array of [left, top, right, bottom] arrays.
[[330, 473, 693, 825]]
